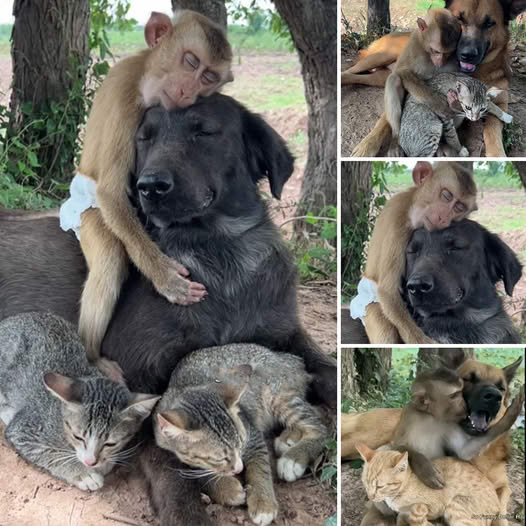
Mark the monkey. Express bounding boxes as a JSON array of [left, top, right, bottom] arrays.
[[384, 8, 461, 156], [350, 161, 477, 344], [59, 10, 233, 376]]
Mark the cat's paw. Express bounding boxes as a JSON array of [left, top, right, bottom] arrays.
[[277, 455, 307, 482], [458, 146, 469, 157], [274, 428, 302, 456], [210, 476, 246, 507], [247, 493, 278, 526], [74, 471, 104, 491]]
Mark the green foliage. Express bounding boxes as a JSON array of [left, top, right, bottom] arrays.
[[293, 206, 337, 282], [319, 438, 338, 490], [341, 11, 371, 51]]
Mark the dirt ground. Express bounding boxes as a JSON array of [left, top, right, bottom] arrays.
[[341, 448, 525, 526], [341, 48, 526, 158]]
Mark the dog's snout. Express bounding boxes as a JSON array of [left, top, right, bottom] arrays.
[[407, 275, 434, 295], [137, 172, 174, 199], [459, 47, 479, 62]]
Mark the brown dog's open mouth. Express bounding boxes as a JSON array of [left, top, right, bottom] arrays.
[[463, 410, 491, 434], [459, 61, 477, 73]]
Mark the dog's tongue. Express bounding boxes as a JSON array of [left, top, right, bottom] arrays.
[[460, 62, 476, 73], [469, 411, 489, 432]]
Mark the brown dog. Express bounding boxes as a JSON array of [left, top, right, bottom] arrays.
[[341, 354, 524, 526], [346, 0, 526, 157]]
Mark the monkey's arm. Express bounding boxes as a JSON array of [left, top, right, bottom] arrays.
[[454, 386, 524, 461], [392, 446, 444, 489], [398, 69, 454, 118]]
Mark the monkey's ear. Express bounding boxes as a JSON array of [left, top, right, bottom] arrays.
[[412, 161, 433, 186], [355, 443, 375, 462], [242, 108, 294, 199], [484, 228, 522, 296], [145, 12, 174, 48], [411, 391, 429, 411], [486, 87, 504, 100], [417, 17, 428, 31]]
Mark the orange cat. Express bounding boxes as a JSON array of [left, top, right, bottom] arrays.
[[356, 444, 500, 526]]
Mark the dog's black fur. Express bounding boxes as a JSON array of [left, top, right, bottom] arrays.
[[0, 94, 336, 525], [403, 219, 522, 344]]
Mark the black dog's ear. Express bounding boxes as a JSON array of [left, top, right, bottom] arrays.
[[484, 229, 523, 296], [242, 109, 294, 199]]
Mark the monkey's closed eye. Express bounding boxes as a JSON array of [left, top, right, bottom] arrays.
[[441, 189, 453, 202], [184, 52, 200, 70], [202, 71, 219, 85]]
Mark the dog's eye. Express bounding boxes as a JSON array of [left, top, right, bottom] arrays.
[[496, 382, 505, 392], [457, 12, 466, 24], [483, 18, 495, 29]]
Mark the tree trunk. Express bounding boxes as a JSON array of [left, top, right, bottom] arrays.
[[417, 348, 474, 374], [272, 0, 337, 223], [355, 348, 391, 395], [341, 161, 372, 297], [171, 0, 227, 28], [512, 161, 526, 190], [367, 0, 390, 37], [9, 0, 90, 190], [341, 349, 357, 400]]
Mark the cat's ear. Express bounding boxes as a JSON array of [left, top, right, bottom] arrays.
[[43, 373, 83, 410], [487, 87, 504, 100], [157, 411, 198, 440], [355, 442, 375, 462], [455, 80, 471, 99], [122, 393, 161, 420], [215, 382, 248, 409], [393, 452, 409, 473]]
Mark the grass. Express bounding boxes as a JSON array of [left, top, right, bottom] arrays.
[[0, 175, 59, 210]]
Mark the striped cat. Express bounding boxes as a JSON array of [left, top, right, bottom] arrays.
[[400, 72, 512, 157], [356, 444, 500, 526], [0, 312, 159, 491], [154, 343, 328, 526]]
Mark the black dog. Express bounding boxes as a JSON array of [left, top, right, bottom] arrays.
[[403, 219, 522, 344], [0, 94, 336, 526]]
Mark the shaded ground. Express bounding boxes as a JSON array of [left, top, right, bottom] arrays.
[[0, 286, 336, 526], [341, 48, 526, 158], [341, 448, 525, 526]]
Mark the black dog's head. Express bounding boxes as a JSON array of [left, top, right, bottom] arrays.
[[445, 0, 526, 72], [404, 219, 522, 317], [133, 94, 293, 230]]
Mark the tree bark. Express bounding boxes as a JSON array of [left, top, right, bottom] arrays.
[[341, 161, 372, 297], [9, 0, 89, 190], [171, 0, 227, 28], [272, 0, 337, 223], [512, 161, 526, 190], [367, 0, 390, 37], [341, 349, 357, 400], [355, 348, 391, 395]]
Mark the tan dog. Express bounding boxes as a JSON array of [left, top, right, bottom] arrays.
[[342, 355, 524, 526]]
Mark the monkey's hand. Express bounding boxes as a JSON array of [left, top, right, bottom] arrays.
[[406, 449, 444, 489], [496, 385, 525, 433], [153, 256, 207, 305]]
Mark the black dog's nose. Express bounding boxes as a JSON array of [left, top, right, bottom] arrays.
[[459, 47, 479, 63], [137, 173, 174, 199], [407, 276, 434, 295]]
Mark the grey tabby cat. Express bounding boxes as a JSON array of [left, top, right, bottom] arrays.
[[0, 312, 159, 491], [399, 72, 512, 157], [154, 343, 328, 526]]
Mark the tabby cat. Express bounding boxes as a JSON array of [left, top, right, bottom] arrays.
[[0, 312, 159, 491], [154, 343, 328, 526], [400, 72, 512, 157], [356, 443, 500, 526]]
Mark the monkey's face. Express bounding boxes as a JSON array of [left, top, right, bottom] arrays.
[[430, 383, 467, 422], [421, 9, 461, 67]]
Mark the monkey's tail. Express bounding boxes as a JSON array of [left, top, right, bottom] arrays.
[[0, 206, 59, 221], [352, 113, 391, 157]]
